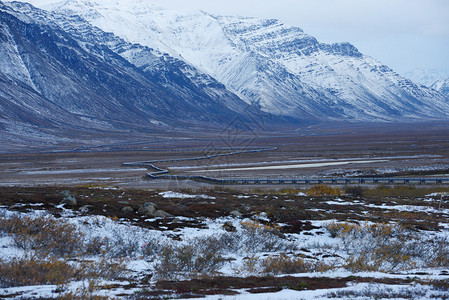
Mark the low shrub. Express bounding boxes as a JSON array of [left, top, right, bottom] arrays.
[[278, 188, 302, 195], [84, 236, 109, 256], [262, 254, 312, 275], [141, 237, 160, 257], [344, 254, 383, 272], [81, 257, 129, 280], [0, 214, 84, 257], [325, 221, 402, 241], [238, 220, 295, 253], [153, 225, 295, 279], [0, 254, 128, 289], [155, 236, 226, 280], [326, 221, 449, 272], [326, 221, 361, 238], [104, 230, 140, 258], [0, 255, 77, 287], [207, 220, 296, 256], [364, 185, 449, 198], [233, 254, 260, 276], [60, 280, 109, 300], [306, 185, 343, 197], [344, 186, 365, 197], [327, 284, 428, 299], [427, 237, 449, 267]]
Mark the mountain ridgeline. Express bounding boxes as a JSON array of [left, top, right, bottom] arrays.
[[0, 0, 448, 146], [432, 78, 449, 96]]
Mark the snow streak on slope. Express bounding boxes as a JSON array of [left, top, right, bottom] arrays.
[[45, 0, 449, 121], [432, 78, 449, 95]]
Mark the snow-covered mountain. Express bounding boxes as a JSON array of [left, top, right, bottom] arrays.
[[38, 0, 449, 122], [431, 78, 449, 95], [0, 0, 262, 139], [1, 0, 449, 147], [404, 69, 449, 87]]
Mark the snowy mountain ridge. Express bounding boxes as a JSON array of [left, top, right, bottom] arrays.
[[6, 1, 253, 114], [41, 0, 449, 121], [0, 0, 267, 148], [404, 69, 449, 87], [432, 78, 449, 95], [1, 0, 449, 144]]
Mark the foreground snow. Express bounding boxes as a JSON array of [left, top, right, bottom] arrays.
[[1, 188, 449, 299]]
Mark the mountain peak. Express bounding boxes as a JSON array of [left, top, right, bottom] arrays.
[[431, 78, 449, 95], [3, 0, 449, 129]]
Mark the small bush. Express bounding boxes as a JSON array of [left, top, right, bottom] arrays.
[[326, 221, 361, 238], [81, 257, 129, 280], [0, 255, 77, 287], [325, 221, 449, 272], [60, 280, 109, 300], [306, 185, 343, 197], [428, 237, 449, 267], [325, 221, 401, 240], [104, 230, 140, 258], [0, 214, 84, 257], [0, 254, 128, 289], [233, 254, 260, 276], [363, 185, 449, 198], [155, 236, 226, 280], [344, 254, 381, 272], [262, 254, 312, 275], [141, 238, 160, 257], [214, 232, 241, 253], [278, 188, 301, 195], [84, 236, 109, 256], [238, 220, 295, 253], [208, 221, 295, 256], [327, 284, 428, 299], [345, 186, 365, 197]]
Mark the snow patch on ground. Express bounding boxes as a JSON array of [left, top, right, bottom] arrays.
[[159, 191, 216, 199]]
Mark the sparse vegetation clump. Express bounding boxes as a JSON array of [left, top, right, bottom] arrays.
[[325, 221, 449, 272], [306, 184, 343, 196], [326, 284, 428, 299], [0, 214, 84, 257], [154, 220, 297, 279], [262, 253, 312, 275], [0, 255, 78, 287], [155, 236, 226, 280], [344, 186, 365, 197], [278, 188, 302, 195], [0, 255, 127, 288], [0, 213, 129, 289], [364, 185, 449, 198], [237, 220, 293, 253], [261, 253, 336, 275]]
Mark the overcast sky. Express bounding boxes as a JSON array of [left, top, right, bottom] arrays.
[[26, 0, 449, 77]]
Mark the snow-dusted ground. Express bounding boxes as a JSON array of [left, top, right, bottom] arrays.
[[159, 191, 216, 199], [170, 155, 442, 171], [1, 189, 449, 299], [19, 168, 148, 175]]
